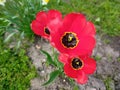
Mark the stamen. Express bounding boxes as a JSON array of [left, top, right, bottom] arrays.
[[76, 62, 79, 65], [68, 36, 73, 41]]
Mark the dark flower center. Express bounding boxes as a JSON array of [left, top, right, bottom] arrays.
[[71, 58, 83, 70], [44, 27, 50, 35], [61, 32, 79, 48]]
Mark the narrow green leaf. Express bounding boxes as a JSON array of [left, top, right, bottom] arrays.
[[57, 0, 61, 4], [16, 40, 21, 49], [20, 31, 24, 39], [4, 32, 17, 43], [40, 49, 57, 66], [43, 70, 61, 86], [53, 52, 63, 70]]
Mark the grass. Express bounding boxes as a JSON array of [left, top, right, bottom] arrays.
[[0, 1, 43, 89], [0, 0, 44, 37], [0, 0, 119, 38], [104, 77, 113, 90], [117, 57, 120, 62], [0, 29, 37, 90], [47, 0, 120, 37], [94, 55, 102, 61]]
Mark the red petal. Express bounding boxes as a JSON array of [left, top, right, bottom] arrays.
[[36, 11, 47, 25], [31, 20, 44, 36], [70, 14, 87, 33], [58, 53, 69, 64], [76, 71, 88, 84], [62, 13, 80, 31], [82, 57, 96, 74], [47, 10, 62, 33], [79, 22, 96, 37], [64, 63, 78, 78], [47, 18, 62, 34], [47, 10, 62, 34], [50, 31, 62, 49], [77, 36, 96, 52], [47, 10, 62, 22]]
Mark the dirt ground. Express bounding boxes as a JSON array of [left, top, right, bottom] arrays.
[[28, 35, 120, 90]]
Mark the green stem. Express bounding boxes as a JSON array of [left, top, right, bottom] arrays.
[[52, 47, 55, 56]]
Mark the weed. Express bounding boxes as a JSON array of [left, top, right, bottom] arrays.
[[95, 55, 102, 61], [104, 77, 113, 90], [0, 29, 37, 90]]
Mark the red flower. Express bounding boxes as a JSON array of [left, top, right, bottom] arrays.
[[31, 10, 62, 39], [50, 13, 96, 56], [59, 54, 96, 84]]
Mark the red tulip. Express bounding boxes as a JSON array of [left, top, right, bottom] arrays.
[[31, 10, 62, 39], [59, 54, 96, 84], [50, 13, 96, 56]]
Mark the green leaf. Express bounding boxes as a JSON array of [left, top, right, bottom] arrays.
[[43, 70, 61, 86], [53, 52, 63, 70], [16, 40, 21, 49], [40, 49, 57, 66], [57, 0, 61, 4], [20, 31, 25, 39], [4, 32, 17, 43], [73, 85, 79, 90]]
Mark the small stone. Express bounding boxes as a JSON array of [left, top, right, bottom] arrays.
[[91, 88, 96, 90], [42, 59, 46, 62], [86, 86, 96, 90], [35, 44, 41, 49], [63, 79, 66, 82], [41, 70, 45, 74]]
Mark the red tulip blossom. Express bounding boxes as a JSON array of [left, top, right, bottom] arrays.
[[31, 10, 62, 39], [59, 54, 96, 84], [50, 13, 96, 56]]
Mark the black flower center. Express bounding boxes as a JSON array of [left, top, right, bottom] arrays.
[[71, 58, 83, 70], [61, 32, 79, 48], [44, 27, 50, 35]]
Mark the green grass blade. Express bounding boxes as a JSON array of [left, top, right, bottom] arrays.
[[4, 32, 17, 43], [16, 40, 21, 49], [53, 52, 63, 70], [40, 49, 57, 66], [42, 70, 61, 86]]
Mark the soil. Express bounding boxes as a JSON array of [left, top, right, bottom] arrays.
[[28, 35, 120, 90]]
